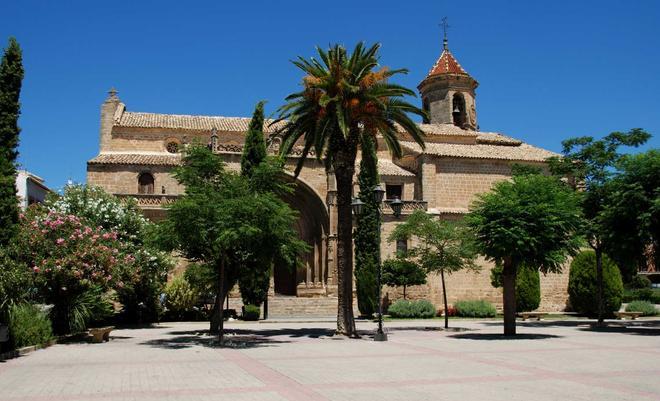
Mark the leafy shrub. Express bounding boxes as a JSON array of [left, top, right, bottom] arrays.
[[382, 258, 427, 299], [164, 275, 199, 320], [64, 287, 115, 333], [625, 300, 658, 316], [387, 299, 435, 318], [116, 249, 171, 324], [439, 306, 457, 317], [410, 300, 436, 318], [46, 185, 172, 325], [568, 251, 623, 316], [490, 263, 540, 312], [242, 304, 260, 321], [14, 207, 130, 334], [238, 261, 270, 307], [623, 288, 660, 304], [0, 248, 31, 318], [628, 275, 652, 290], [454, 300, 497, 318], [8, 304, 53, 349]]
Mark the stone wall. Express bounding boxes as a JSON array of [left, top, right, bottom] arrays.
[[87, 164, 183, 195]]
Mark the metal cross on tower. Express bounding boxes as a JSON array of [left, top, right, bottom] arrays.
[[440, 17, 449, 50]]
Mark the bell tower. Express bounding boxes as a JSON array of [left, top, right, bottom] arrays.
[[418, 24, 478, 130]]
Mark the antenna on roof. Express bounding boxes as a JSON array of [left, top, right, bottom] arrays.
[[440, 17, 450, 51]]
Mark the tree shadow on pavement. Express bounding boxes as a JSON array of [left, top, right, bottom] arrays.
[[449, 333, 562, 340], [141, 327, 336, 349], [578, 323, 660, 336], [480, 319, 660, 336]]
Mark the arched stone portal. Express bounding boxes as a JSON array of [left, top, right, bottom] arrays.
[[275, 176, 329, 297]]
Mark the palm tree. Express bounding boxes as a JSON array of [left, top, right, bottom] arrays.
[[273, 43, 426, 337]]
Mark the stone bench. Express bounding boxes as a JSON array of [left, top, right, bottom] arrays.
[[88, 326, 114, 343], [517, 312, 547, 321], [614, 312, 642, 320]]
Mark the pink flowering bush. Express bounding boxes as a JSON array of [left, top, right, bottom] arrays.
[[15, 206, 135, 333]]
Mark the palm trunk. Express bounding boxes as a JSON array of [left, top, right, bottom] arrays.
[[335, 165, 357, 337], [441, 270, 449, 329], [596, 247, 604, 326], [502, 258, 517, 336]]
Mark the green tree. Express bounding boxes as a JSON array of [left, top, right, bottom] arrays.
[[0, 37, 24, 246], [381, 257, 426, 300], [602, 149, 659, 281], [160, 145, 306, 344], [274, 43, 425, 336], [389, 210, 478, 329], [568, 250, 623, 316], [238, 101, 271, 311], [354, 134, 380, 317], [241, 101, 268, 176], [490, 263, 541, 312], [549, 129, 650, 325], [467, 174, 582, 335]]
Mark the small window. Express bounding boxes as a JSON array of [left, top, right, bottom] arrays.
[[138, 173, 154, 194], [386, 184, 402, 200], [166, 141, 179, 154], [396, 239, 408, 255]]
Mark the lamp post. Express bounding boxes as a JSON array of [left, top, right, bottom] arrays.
[[352, 185, 403, 342]]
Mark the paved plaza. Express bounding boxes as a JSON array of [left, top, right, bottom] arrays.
[[1, 318, 659, 401]]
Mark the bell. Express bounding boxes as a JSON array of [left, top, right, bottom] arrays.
[[453, 106, 460, 113]]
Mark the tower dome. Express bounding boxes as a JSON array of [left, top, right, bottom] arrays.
[[418, 38, 479, 130]]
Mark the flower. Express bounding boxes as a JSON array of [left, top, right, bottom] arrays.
[[56, 238, 65, 245]]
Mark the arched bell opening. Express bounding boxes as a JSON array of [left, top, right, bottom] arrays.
[[452, 92, 467, 128]]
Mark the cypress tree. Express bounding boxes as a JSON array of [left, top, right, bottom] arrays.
[[240, 101, 267, 176], [0, 37, 24, 246], [239, 101, 271, 311], [354, 134, 380, 317]]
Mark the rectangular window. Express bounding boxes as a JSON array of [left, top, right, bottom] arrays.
[[396, 239, 408, 255], [386, 184, 402, 200]]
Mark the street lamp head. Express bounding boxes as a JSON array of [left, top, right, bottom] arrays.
[[372, 184, 386, 204], [351, 197, 365, 216], [390, 197, 403, 218]]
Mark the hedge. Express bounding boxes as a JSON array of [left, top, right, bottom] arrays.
[[568, 251, 623, 316], [454, 300, 497, 318]]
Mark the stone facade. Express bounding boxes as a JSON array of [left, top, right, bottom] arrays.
[[87, 44, 570, 312]]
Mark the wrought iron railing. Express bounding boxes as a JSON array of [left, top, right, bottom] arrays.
[[115, 193, 179, 208], [383, 199, 428, 214]]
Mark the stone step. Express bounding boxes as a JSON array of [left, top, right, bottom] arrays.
[[227, 296, 358, 318]]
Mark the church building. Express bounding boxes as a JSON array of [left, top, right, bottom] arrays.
[[87, 40, 570, 314]]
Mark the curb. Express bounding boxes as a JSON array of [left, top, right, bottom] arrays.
[[0, 339, 57, 361]]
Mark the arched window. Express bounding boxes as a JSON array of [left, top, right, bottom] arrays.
[[422, 98, 430, 124], [138, 173, 154, 194], [452, 93, 466, 128]]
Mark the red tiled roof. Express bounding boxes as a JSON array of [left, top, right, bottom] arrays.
[[427, 49, 470, 77]]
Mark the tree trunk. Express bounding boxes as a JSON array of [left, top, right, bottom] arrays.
[[209, 277, 221, 334], [403, 285, 406, 300], [218, 257, 226, 345], [596, 247, 604, 326], [334, 166, 357, 337], [502, 258, 517, 336], [441, 270, 449, 329]]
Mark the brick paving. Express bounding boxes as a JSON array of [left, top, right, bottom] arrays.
[[1, 319, 659, 401]]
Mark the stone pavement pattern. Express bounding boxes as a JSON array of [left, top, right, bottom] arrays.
[[1, 319, 659, 401]]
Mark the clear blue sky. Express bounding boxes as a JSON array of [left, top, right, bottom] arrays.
[[3, 0, 659, 190]]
